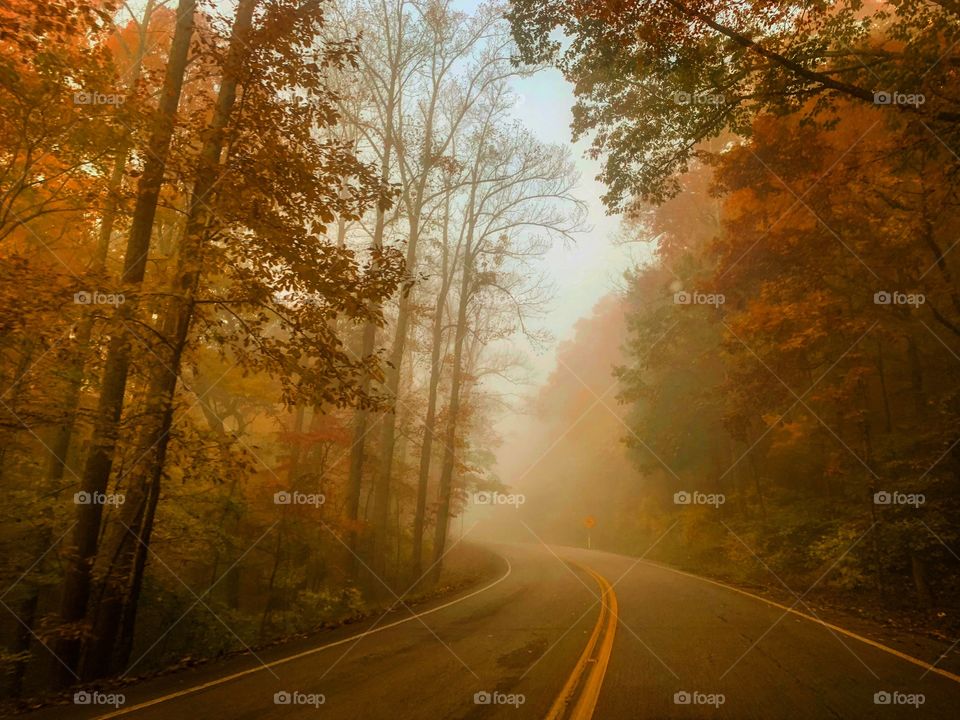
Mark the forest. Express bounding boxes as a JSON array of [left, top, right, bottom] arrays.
[[510, 0, 960, 650], [3, 0, 960, 715], [0, 0, 583, 701]]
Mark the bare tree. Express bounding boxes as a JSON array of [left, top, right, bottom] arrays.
[[429, 84, 585, 580]]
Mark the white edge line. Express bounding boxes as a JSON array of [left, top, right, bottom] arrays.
[[93, 555, 513, 718], [633, 556, 960, 685]]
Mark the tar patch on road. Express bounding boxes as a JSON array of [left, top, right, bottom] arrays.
[[498, 636, 550, 670]]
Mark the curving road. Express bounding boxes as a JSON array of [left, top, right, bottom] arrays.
[[20, 542, 960, 719]]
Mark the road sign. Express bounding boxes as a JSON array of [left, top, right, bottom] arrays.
[[584, 515, 596, 529]]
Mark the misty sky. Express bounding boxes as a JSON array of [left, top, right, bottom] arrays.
[[492, 62, 644, 492], [450, 2, 647, 488], [506, 68, 638, 377], [451, 1, 642, 385]]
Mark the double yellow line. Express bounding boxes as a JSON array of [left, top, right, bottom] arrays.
[[545, 563, 618, 720]]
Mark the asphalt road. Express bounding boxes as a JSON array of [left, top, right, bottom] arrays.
[[17, 542, 960, 719]]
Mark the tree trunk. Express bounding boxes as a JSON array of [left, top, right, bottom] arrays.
[[371, 213, 418, 573], [875, 337, 893, 433], [345, 82, 397, 583], [21, 6, 156, 684], [911, 554, 934, 609], [77, 0, 254, 680], [373, 65, 444, 575], [906, 333, 925, 417], [54, 0, 196, 685], [411, 186, 454, 580], [429, 230, 474, 584], [112, 466, 160, 670]]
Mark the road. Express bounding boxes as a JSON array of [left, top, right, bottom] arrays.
[[19, 542, 960, 719]]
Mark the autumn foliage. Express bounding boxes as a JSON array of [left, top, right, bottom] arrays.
[[509, 0, 960, 635], [0, 0, 581, 701]]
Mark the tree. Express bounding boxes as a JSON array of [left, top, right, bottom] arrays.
[[78, 0, 402, 678], [429, 89, 584, 579], [370, 0, 517, 581], [54, 0, 198, 683], [80, 0, 258, 679], [508, 0, 960, 207]]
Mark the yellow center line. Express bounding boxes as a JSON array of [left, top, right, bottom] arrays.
[[545, 563, 618, 720]]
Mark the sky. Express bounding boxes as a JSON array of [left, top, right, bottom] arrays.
[[489, 66, 647, 489], [445, 3, 650, 489], [507, 68, 637, 377], [451, 0, 642, 386]]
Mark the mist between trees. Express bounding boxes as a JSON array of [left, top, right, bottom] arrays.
[[0, 0, 584, 697], [507, 0, 960, 647], [7, 0, 960, 705]]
